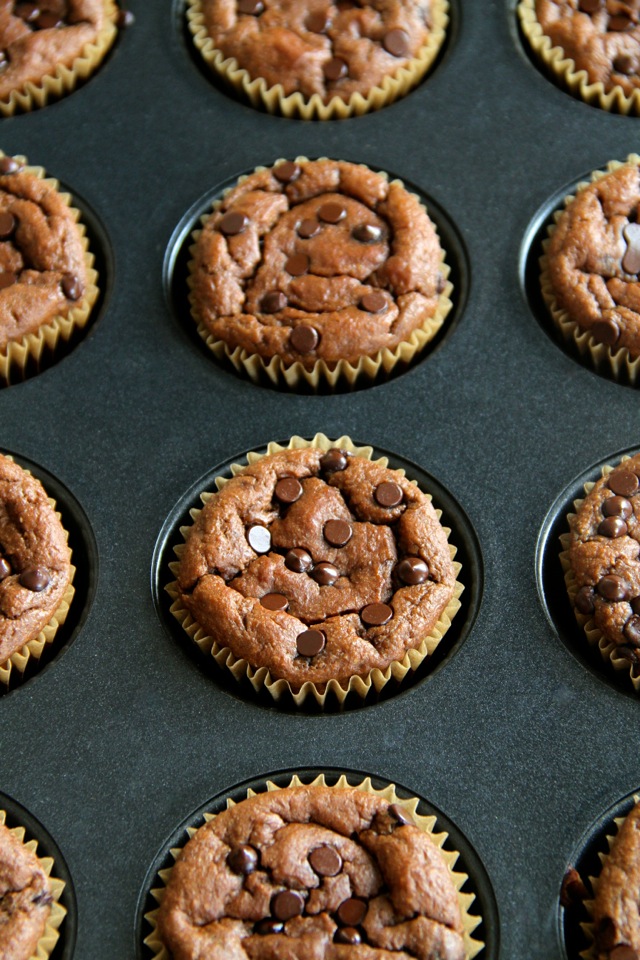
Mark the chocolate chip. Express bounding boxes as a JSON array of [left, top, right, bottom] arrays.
[[592, 318, 620, 345], [309, 844, 342, 875], [298, 218, 320, 239], [19, 568, 49, 591], [397, 557, 429, 585], [560, 867, 588, 908], [624, 616, 640, 647], [0, 211, 15, 239], [597, 574, 632, 602], [273, 161, 300, 183], [320, 449, 348, 473], [290, 325, 319, 354], [32, 890, 53, 906], [383, 28, 410, 57], [598, 516, 628, 538], [272, 890, 304, 920], [609, 471, 639, 497], [389, 803, 414, 826], [361, 602, 393, 626], [285, 548, 313, 573], [623, 223, 640, 274], [603, 496, 633, 519], [311, 561, 339, 585], [0, 558, 11, 580], [335, 927, 362, 945], [219, 211, 249, 236], [62, 275, 83, 301], [323, 57, 348, 81], [237, 0, 264, 13], [275, 477, 303, 504], [247, 525, 271, 554], [337, 898, 367, 927], [609, 14, 633, 31], [0, 271, 16, 289], [614, 53, 636, 74], [374, 481, 403, 508], [297, 629, 326, 657], [306, 11, 330, 32], [617, 645, 640, 663], [116, 9, 135, 27], [0, 157, 21, 174], [632, 596, 640, 615], [255, 919, 284, 935], [575, 585, 595, 615], [285, 253, 310, 276], [261, 593, 289, 611], [14, 3, 40, 22], [35, 12, 62, 27], [227, 844, 259, 875], [324, 519, 352, 547], [579, 0, 602, 10], [352, 223, 382, 243], [318, 202, 346, 224], [262, 291, 287, 313], [360, 291, 387, 313]]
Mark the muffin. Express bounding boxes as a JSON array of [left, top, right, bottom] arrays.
[[518, 0, 640, 114], [146, 777, 483, 960], [189, 158, 452, 389], [588, 798, 640, 959], [541, 156, 640, 384], [0, 453, 74, 686], [0, 152, 99, 385], [0, 0, 122, 116], [168, 436, 462, 706], [186, 0, 449, 119]]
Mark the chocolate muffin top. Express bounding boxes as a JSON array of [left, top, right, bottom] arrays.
[[0, 1, 117, 101], [157, 784, 466, 960], [177, 446, 456, 687], [190, 159, 446, 370], [0, 820, 53, 960], [569, 452, 640, 661], [0, 454, 72, 664], [546, 161, 640, 357], [533, 0, 640, 94], [198, 0, 435, 103], [593, 800, 640, 960], [0, 157, 89, 352]]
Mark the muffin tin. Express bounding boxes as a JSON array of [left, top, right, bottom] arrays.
[[3, 2, 640, 958]]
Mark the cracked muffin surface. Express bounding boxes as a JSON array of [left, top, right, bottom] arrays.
[[0, 820, 52, 960], [157, 784, 466, 960], [593, 800, 640, 960]]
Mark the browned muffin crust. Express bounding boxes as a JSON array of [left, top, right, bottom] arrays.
[[569, 452, 640, 662], [0, 820, 52, 960], [0, 158, 88, 352], [593, 800, 640, 960], [0, 454, 71, 664], [157, 784, 465, 960], [191, 159, 445, 370], [178, 446, 456, 687], [534, 0, 640, 95], [0, 1, 117, 100], [200, 0, 434, 103], [547, 161, 640, 356]]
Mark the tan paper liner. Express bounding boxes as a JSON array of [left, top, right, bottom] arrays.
[[0, 151, 100, 386], [0, 808, 66, 960], [0, 457, 76, 688], [518, 0, 640, 115], [0, 1, 119, 117], [578, 793, 640, 960], [539, 154, 640, 387], [186, 0, 448, 120], [188, 158, 454, 391], [166, 433, 463, 708], [143, 772, 484, 960], [559, 455, 640, 691]]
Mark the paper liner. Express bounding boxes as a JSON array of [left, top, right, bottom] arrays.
[[166, 433, 463, 708], [539, 154, 640, 386], [187, 158, 454, 391], [0, 152, 100, 387], [143, 772, 484, 960], [518, 0, 640, 115], [0, 808, 66, 960], [186, 0, 448, 120], [0, 0, 119, 117], [559, 455, 640, 691], [0, 457, 76, 688]]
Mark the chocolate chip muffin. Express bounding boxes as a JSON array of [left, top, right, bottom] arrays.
[[155, 783, 470, 960], [186, 0, 448, 119], [189, 159, 451, 389], [0, 818, 54, 960], [592, 799, 640, 960], [172, 439, 460, 702]]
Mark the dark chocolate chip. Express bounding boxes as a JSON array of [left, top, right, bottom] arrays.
[[617, 645, 640, 663], [603, 496, 633, 519], [62, 275, 83, 301], [374, 481, 403, 508], [32, 891, 53, 906], [298, 218, 321, 239], [35, 11, 62, 27], [352, 223, 382, 243], [337, 898, 367, 927], [578, 0, 602, 10], [273, 161, 300, 183], [324, 519, 352, 547], [609, 471, 639, 497], [219, 211, 249, 236], [436, 273, 446, 294], [275, 477, 303, 504], [285, 253, 310, 276], [389, 803, 414, 826], [320, 449, 348, 473], [14, 3, 40, 22], [623, 223, 640, 274], [19, 568, 49, 591], [592, 318, 620, 345], [560, 867, 588, 908], [272, 890, 304, 921], [309, 844, 342, 876], [624, 615, 640, 647], [597, 574, 632, 602], [335, 927, 362, 945], [383, 28, 410, 57], [318, 201, 346, 224], [360, 291, 387, 313], [0, 558, 11, 579], [632, 596, 640, 615], [614, 53, 636, 74], [262, 290, 287, 313], [609, 14, 634, 31], [116, 9, 135, 27], [575, 585, 595, 615], [0, 157, 22, 174], [598, 516, 628, 538], [261, 593, 289, 611], [297, 629, 326, 657], [227, 844, 259, 875], [290, 325, 319, 354], [323, 57, 348, 81], [255, 919, 284, 935], [0, 211, 15, 239], [247, 525, 271, 554], [397, 557, 428, 585], [311, 561, 339, 585], [361, 602, 393, 626], [285, 548, 313, 573], [237, 0, 264, 13], [306, 11, 330, 32], [0, 271, 16, 290]]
